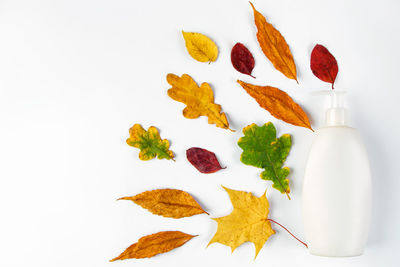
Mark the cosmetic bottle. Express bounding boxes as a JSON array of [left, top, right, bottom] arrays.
[[302, 91, 371, 257]]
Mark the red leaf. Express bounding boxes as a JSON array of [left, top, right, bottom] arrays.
[[186, 147, 224, 174], [231, 43, 255, 78], [310, 44, 338, 89]]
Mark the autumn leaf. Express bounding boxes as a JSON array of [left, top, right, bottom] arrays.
[[167, 73, 233, 131], [237, 80, 313, 131], [118, 189, 208, 218], [310, 44, 338, 89], [110, 231, 196, 261], [182, 31, 218, 63], [231, 42, 255, 78], [186, 147, 225, 173], [250, 2, 297, 82], [238, 122, 292, 199], [126, 124, 174, 160], [208, 186, 275, 259]]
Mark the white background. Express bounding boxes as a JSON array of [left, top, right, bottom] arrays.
[[0, 0, 399, 266]]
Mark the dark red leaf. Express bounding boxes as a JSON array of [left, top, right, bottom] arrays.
[[310, 44, 338, 89], [231, 43, 255, 78], [186, 147, 224, 174]]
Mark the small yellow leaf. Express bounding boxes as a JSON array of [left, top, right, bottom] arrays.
[[126, 124, 174, 160], [182, 31, 218, 63], [118, 189, 208, 218], [208, 186, 275, 259], [110, 231, 196, 261], [167, 73, 233, 131]]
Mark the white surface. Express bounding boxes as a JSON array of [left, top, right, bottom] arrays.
[[303, 127, 371, 256], [0, 0, 399, 266]]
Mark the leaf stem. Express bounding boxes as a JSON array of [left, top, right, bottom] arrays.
[[267, 218, 308, 248]]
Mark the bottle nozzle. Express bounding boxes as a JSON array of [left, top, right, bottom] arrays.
[[312, 91, 347, 127], [330, 91, 345, 109]]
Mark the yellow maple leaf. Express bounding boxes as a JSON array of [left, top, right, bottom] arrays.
[[208, 186, 275, 259], [167, 73, 233, 131], [182, 31, 218, 63]]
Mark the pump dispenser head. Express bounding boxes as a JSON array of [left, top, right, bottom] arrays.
[[313, 91, 347, 126], [325, 91, 347, 126]]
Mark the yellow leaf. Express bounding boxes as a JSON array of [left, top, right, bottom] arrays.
[[110, 231, 196, 261], [126, 124, 174, 160], [250, 2, 298, 82], [208, 186, 275, 259], [182, 31, 218, 63], [118, 189, 208, 218], [167, 73, 233, 131], [237, 80, 313, 131]]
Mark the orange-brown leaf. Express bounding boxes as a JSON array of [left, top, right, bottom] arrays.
[[250, 2, 297, 82], [237, 80, 312, 130], [118, 189, 208, 218], [110, 231, 196, 261]]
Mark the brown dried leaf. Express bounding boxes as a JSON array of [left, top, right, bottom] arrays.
[[250, 2, 298, 82], [110, 231, 196, 261], [237, 80, 313, 130], [118, 189, 208, 218]]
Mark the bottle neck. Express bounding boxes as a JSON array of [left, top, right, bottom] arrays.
[[325, 108, 347, 126]]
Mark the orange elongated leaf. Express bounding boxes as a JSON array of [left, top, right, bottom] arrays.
[[237, 80, 313, 130], [250, 2, 297, 82], [118, 189, 208, 218], [167, 73, 233, 131], [110, 231, 196, 261]]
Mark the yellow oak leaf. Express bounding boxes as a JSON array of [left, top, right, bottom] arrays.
[[182, 31, 218, 63], [167, 73, 233, 131], [208, 186, 275, 259], [126, 124, 174, 161]]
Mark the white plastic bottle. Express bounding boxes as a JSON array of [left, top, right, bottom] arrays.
[[302, 91, 371, 257]]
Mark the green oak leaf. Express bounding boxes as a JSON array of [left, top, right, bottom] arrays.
[[238, 122, 292, 199], [126, 124, 174, 161]]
